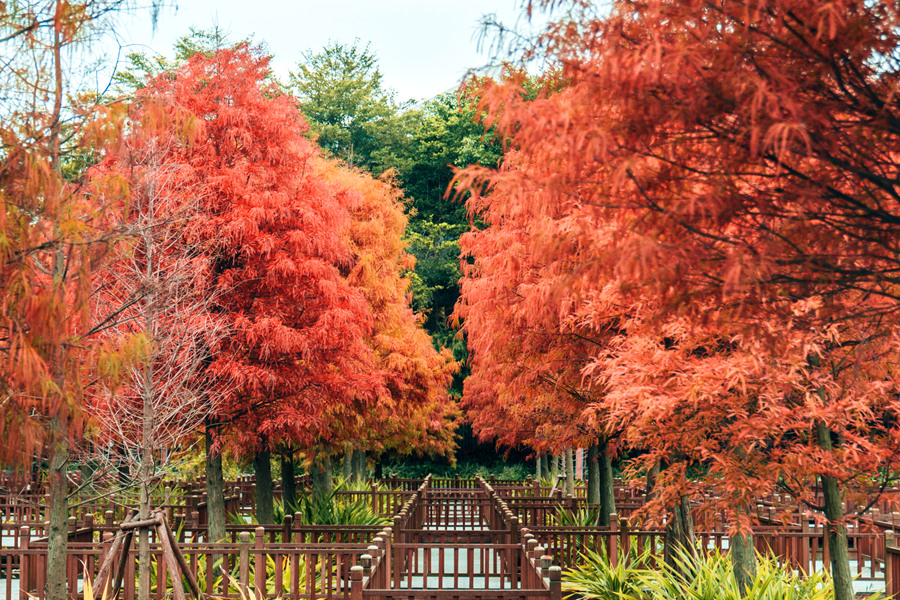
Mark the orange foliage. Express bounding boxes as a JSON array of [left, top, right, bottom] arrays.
[[132, 45, 381, 453], [456, 0, 900, 524], [122, 45, 457, 460], [316, 161, 459, 459]]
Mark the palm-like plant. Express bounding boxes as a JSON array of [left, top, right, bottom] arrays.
[[562, 546, 652, 600], [564, 546, 842, 600], [295, 486, 388, 527]]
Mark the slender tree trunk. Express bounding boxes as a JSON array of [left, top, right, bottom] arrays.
[[353, 448, 365, 484], [342, 445, 353, 483], [138, 358, 154, 600], [550, 453, 560, 482], [599, 443, 616, 525], [44, 20, 68, 600], [646, 462, 659, 502], [565, 448, 575, 496], [312, 453, 333, 501], [281, 453, 296, 512], [535, 453, 543, 481], [45, 425, 69, 600], [664, 495, 696, 573], [817, 423, 853, 600], [205, 427, 226, 542], [540, 452, 551, 481], [731, 530, 756, 595], [587, 444, 601, 507], [254, 447, 274, 524], [138, 468, 152, 600]]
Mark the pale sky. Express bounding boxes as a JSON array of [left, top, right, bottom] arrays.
[[100, 1, 550, 102]]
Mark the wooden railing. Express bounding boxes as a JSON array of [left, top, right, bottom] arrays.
[[2, 527, 375, 600], [528, 513, 890, 588], [3, 474, 899, 598], [0, 479, 414, 527]]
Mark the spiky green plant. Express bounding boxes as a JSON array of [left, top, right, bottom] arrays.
[[639, 549, 837, 600], [562, 545, 653, 600], [564, 546, 845, 600], [148, 552, 240, 596], [296, 486, 388, 527], [553, 505, 605, 527]]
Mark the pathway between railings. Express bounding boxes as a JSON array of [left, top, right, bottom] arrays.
[[353, 475, 561, 600]]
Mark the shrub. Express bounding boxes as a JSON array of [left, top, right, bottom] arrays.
[[564, 547, 839, 600]]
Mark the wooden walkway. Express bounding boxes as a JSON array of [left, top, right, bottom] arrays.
[[353, 477, 561, 600]]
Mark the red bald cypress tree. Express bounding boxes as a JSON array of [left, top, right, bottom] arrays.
[[457, 1, 900, 595], [135, 44, 380, 531]]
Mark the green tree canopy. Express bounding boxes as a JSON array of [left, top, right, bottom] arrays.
[[289, 40, 399, 170]]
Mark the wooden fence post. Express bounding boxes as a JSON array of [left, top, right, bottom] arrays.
[[548, 566, 562, 600], [621, 517, 631, 563], [253, 527, 266, 597], [381, 526, 392, 589], [886, 544, 898, 598], [609, 513, 619, 567], [282, 514, 292, 543], [350, 565, 363, 600], [19, 526, 30, 600], [359, 553, 372, 583], [239, 531, 250, 590]]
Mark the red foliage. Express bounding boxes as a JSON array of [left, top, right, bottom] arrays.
[[456, 0, 900, 529], [316, 161, 459, 459], [134, 46, 381, 452]]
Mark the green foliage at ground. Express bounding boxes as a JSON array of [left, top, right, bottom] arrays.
[[382, 458, 530, 480], [564, 546, 837, 600], [292, 486, 389, 527], [552, 505, 605, 527]]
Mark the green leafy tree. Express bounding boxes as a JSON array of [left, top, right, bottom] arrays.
[[112, 27, 248, 94], [289, 40, 400, 170], [396, 94, 501, 360], [397, 92, 502, 225]]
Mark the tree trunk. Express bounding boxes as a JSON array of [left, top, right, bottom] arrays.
[[535, 453, 543, 481], [540, 452, 551, 481], [254, 447, 274, 524], [646, 462, 659, 502], [138, 364, 154, 600], [731, 531, 756, 595], [342, 445, 353, 483], [281, 453, 296, 512], [311, 453, 333, 502], [599, 443, 616, 526], [205, 427, 226, 542], [565, 448, 575, 496], [138, 468, 152, 600], [817, 423, 853, 600], [45, 428, 69, 600], [353, 448, 366, 484], [550, 453, 560, 483], [587, 444, 601, 507], [664, 495, 696, 573]]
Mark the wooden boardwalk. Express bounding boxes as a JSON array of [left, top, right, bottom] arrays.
[[353, 477, 561, 600]]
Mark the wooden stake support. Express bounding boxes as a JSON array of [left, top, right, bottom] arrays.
[[93, 508, 201, 600]]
